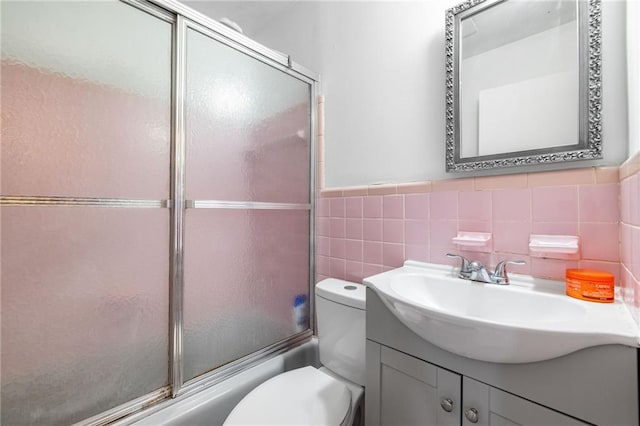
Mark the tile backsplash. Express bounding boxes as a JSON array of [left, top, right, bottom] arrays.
[[317, 167, 621, 286]]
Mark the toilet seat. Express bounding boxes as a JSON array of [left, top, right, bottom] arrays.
[[223, 366, 352, 426]]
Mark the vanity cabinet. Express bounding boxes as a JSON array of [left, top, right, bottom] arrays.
[[367, 342, 587, 426], [371, 343, 460, 426], [460, 377, 586, 426], [365, 289, 639, 426]]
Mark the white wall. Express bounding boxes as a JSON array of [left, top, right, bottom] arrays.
[[252, 1, 451, 187], [185, 0, 629, 188], [628, 0, 640, 157]]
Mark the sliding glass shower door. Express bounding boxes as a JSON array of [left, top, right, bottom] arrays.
[[1, 1, 315, 424], [1, 1, 173, 424], [183, 26, 312, 381]]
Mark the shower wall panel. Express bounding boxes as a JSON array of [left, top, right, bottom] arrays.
[[183, 208, 310, 380], [185, 29, 310, 203], [248, 103, 311, 203], [1, 1, 314, 422], [1, 207, 170, 424], [0, 0, 172, 199], [183, 27, 312, 381], [1, 62, 170, 199], [1, 1, 172, 424]]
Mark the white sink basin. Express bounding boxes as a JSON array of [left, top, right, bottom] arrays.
[[364, 261, 639, 364]]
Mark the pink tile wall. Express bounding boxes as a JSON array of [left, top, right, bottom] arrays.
[[620, 153, 640, 324], [316, 169, 621, 287]]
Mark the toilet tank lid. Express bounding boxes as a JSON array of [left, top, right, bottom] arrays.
[[315, 279, 366, 310]]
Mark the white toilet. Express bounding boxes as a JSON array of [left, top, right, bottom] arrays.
[[223, 278, 366, 426]]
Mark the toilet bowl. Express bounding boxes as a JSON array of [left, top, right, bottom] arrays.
[[223, 279, 366, 426]]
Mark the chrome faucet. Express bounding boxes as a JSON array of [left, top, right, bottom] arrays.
[[446, 253, 472, 280], [446, 253, 525, 285]]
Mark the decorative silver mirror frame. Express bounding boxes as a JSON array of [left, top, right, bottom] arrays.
[[445, 0, 602, 173]]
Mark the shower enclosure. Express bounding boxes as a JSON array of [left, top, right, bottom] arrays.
[[0, 0, 317, 424]]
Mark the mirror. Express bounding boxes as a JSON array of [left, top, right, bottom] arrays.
[[445, 0, 602, 172]]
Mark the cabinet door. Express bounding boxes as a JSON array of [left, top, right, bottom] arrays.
[[366, 341, 461, 426], [462, 377, 588, 426]]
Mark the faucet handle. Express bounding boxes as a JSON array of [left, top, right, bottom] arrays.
[[469, 260, 485, 271], [493, 259, 526, 284], [446, 253, 472, 275]]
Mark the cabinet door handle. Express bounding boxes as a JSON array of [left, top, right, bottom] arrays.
[[440, 397, 454, 413], [464, 407, 479, 423]]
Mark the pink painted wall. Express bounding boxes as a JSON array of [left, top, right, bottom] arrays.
[[316, 167, 622, 288]]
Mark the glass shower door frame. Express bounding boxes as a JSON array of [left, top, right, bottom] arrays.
[[1, 0, 175, 424], [174, 16, 317, 396], [0, 0, 319, 424], [131, 0, 318, 419]]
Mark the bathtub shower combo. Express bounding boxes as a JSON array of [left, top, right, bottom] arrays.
[[0, 0, 321, 424]]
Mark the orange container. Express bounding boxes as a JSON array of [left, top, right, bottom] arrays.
[[565, 269, 614, 303]]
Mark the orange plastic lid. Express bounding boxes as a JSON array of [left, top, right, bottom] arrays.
[[566, 268, 614, 283]]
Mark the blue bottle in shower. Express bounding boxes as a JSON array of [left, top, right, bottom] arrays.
[[293, 294, 308, 332]]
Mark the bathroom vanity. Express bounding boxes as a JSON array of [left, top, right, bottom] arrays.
[[364, 268, 639, 426]]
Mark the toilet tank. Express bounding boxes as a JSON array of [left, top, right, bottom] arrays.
[[315, 279, 366, 386]]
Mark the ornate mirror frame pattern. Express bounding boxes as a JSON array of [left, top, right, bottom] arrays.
[[445, 0, 602, 173]]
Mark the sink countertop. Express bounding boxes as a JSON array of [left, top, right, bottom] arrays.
[[364, 260, 639, 364]]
